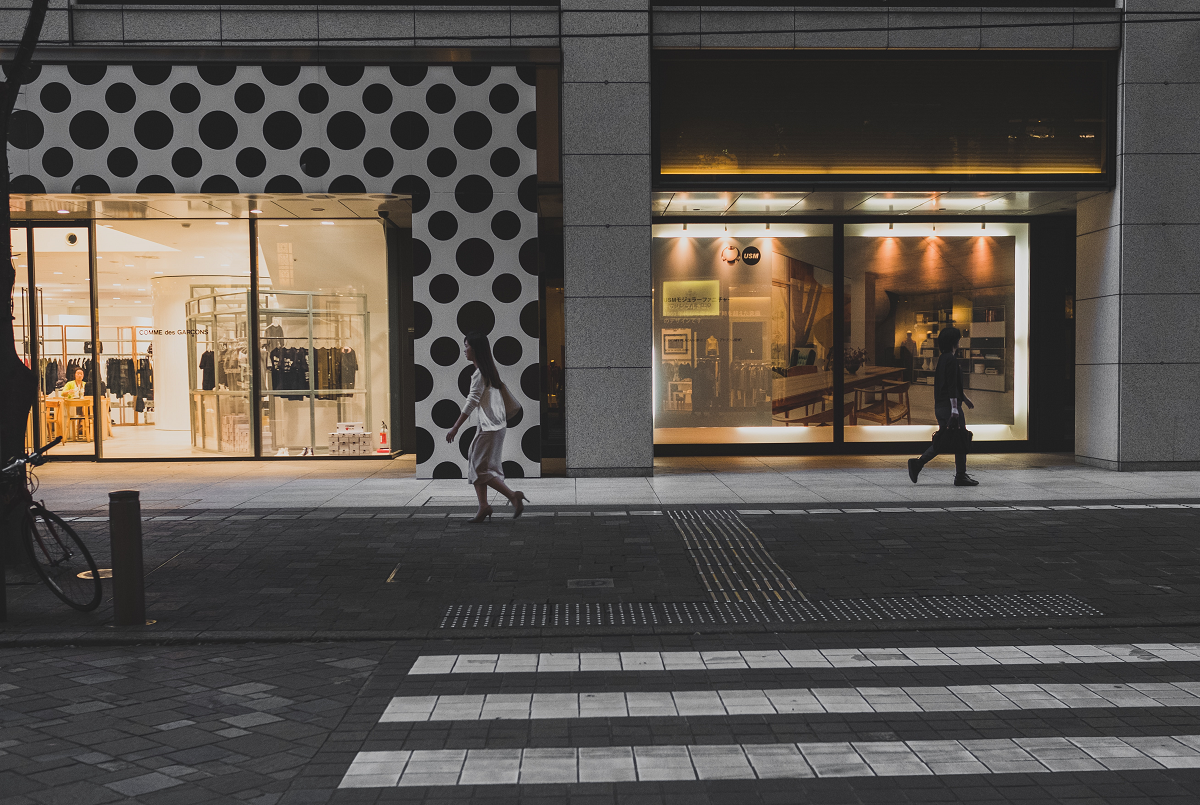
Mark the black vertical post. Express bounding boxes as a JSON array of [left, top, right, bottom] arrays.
[[109, 490, 146, 626], [26, 224, 40, 449], [247, 215, 262, 458], [88, 218, 101, 459], [832, 223, 845, 445]]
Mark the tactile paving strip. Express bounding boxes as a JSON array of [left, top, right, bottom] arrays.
[[439, 594, 1102, 629], [669, 509, 804, 603]]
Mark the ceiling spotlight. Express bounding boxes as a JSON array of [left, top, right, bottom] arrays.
[[981, 222, 987, 230], [56, 209, 69, 214], [682, 223, 687, 231], [888, 222, 893, 230], [250, 209, 263, 214]]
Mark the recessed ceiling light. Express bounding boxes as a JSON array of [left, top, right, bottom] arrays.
[[250, 209, 263, 214], [155, 271, 163, 274], [56, 209, 69, 214], [113, 297, 120, 300], [54, 271, 63, 275], [321, 221, 334, 226], [125, 264, 134, 267], [113, 283, 120, 286], [278, 224, 288, 227], [194, 255, 205, 259], [215, 221, 229, 225]]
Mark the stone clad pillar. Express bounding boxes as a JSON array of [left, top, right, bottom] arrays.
[[560, 0, 653, 477]]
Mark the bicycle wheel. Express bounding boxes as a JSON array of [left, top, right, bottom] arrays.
[[23, 504, 103, 612]]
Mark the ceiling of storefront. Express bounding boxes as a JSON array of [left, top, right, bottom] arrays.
[[9, 193, 413, 222], [653, 190, 1105, 217]]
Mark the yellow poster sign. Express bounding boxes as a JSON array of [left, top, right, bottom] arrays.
[[663, 280, 720, 317]]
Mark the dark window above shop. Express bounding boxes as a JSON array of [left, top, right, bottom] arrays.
[[654, 52, 1116, 191]]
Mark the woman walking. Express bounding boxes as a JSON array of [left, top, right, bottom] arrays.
[[908, 326, 979, 487], [445, 331, 529, 522]]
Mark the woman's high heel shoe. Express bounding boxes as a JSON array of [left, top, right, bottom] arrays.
[[469, 505, 493, 523], [511, 492, 528, 519]]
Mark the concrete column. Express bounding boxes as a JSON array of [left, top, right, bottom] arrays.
[[1076, 4, 1200, 470], [561, 0, 653, 477]]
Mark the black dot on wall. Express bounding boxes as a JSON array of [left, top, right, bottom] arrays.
[[132, 64, 171, 85], [236, 147, 266, 177], [299, 83, 329, 114], [72, 175, 109, 194], [521, 425, 541, 463], [412, 239, 432, 276], [40, 83, 70, 113], [170, 83, 201, 114], [363, 148, 394, 178], [429, 273, 460, 304], [413, 301, 432, 337], [503, 460, 525, 479], [391, 111, 429, 150], [428, 211, 458, 241], [520, 363, 540, 402], [8, 110, 43, 149], [200, 111, 239, 150], [490, 147, 520, 178], [426, 84, 456, 114], [518, 175, 538, 213], [21, 65, 40, 83], [265, 175, 302, 193], [489, 84, 519, 114], [299, 147, 330, 177], [431, 399, 461, 429], [493, 336, 523, 366], [235, 83, 266, 113], [329, 175, 366, 193], [517, 111, 538, 150], [390, 65, 427, 86], [457, 301, 495, 336], [10, 175, 44, 193], [415, 365, 434, 402], [431, 336, 461, 366], [490, 211, 521, 241], [519, 238, 539, 275], [455, 238, 494, 277], [393, 175, 429, 213], [520, 300, 539, 338], [262, 64, 301, 86], [107, 147, 138, 178], [264, 111, 303, 150], [426, 147, 457, 178], [134, 111, 174, 150], [105, 83, 136, 114], [433, 462, 462, 479], [458, 365, 475, 397], [172, 148, 203, 178], [68, 63, 106, 85], [201, 175, 239, 194], [453, 111, 492, 150], [505, 405, 523, 433], [415, 427, 434, 463], [137, 175, 174, 193], [326, 65, 364, 86], [69, 111, 108, 150], [458, 427, 477, 460], [362, 83, 393, 114], [42, 147, 72, 178], [327, 111, 366, 150], [516, 65, 537, 87], [453, 64, 491, 86], [454, 175, 493, 214], [492, 273, 522, 304], [198, 64, 237, 85]]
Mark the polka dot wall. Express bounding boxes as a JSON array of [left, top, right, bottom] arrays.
[[8, 62, 541, 479]]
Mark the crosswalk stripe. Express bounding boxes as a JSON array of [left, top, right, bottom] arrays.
[[379, 682, 1200, 722], [338, 734, 1200, 787], [406, 643, 1200, 675]]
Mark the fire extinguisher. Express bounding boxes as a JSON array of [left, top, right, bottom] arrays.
[[378, 421, 389, 453]]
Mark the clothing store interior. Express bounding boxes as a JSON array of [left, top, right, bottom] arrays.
[[651, 212, 1029, 446], [13, 193, 404, 459]]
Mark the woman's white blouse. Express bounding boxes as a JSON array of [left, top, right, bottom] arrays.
[[462, 369, 508, 432]]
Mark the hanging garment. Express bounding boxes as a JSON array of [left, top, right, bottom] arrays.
[[339, 347, 359, 388], [199, 350, 216, 391]]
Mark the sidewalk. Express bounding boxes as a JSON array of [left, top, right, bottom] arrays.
[[32, 453, 1200, 511]]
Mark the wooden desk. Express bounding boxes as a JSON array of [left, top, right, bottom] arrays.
[[772, 366, 905, 425], [45, 396, 113, 442]]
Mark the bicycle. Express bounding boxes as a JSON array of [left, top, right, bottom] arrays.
[[1, 436, 102, 611]]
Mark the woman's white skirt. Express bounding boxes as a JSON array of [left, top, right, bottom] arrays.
[[467, 428, 505, 484]]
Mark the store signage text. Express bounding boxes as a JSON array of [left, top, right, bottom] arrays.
[[138, 327, 208, 337], [663, 280, 721, 317]]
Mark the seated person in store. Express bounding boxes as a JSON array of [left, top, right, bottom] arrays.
[[60, 368, 106, 399]]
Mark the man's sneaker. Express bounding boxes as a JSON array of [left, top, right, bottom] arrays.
[[953, 474, 979, 487], [908, 459, 921, 484]]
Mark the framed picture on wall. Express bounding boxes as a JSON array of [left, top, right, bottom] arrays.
[[662, 328, 692, 359]]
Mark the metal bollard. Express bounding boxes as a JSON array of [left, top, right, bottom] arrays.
[[109, 490, 146, 626]]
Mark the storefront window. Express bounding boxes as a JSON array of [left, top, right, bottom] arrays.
[[256, 219, 389, 457], [842, 222, 1028, 442], [652, 224, 835, 442]]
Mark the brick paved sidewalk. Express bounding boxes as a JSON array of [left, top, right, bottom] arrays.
[[4, 503, 1200, 643]]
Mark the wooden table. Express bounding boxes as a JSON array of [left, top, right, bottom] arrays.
[[772, 366, 905, 425], [44, 396, 113, 442]]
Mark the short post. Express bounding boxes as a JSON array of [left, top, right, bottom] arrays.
[[109, 490, 145, 626]]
